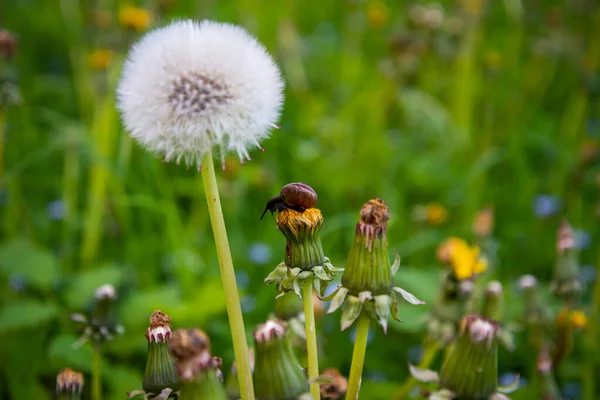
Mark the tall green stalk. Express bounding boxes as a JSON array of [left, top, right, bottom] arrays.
[[303, 278, 320, 400], [346, 315, 370, 400], [200, 151, 254, 400], [80, 63, 120, 267], [91, 345, 102, 400], [0, 108, 5, 186]]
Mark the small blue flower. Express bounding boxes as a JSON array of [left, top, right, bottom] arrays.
[[248, 242, 272, 265], [235, 270, 250, 290], [533, 195, 561, 217], [47, 199, 65, 220], [241, 295, 256, 313]]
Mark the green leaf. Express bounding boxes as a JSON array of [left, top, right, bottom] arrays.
[[64, 264, 126, 309], [47, 333, 93, 372], [0, 239, 58, 291], [0, 299, 58, 332]]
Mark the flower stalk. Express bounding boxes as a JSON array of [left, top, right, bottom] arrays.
[[303, 277, 320, 400], [201, 151, 254, 400], [346, 315, 370, 400]]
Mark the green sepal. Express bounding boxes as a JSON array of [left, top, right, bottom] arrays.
[[341, 295, 363, 331], [409, 364, 439, 383], [391, 251, 401, 277], [327, 287, 349, 314], [374, 294, 391, 333]]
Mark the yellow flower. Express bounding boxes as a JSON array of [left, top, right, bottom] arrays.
[[570, 310, 587, 329], [87, 49, 114, 70], [426, 203, 448, 225], [436, 237, 463, 264], [118, 6, 152, 32], [556, 309, 587, 329], [437, 237, 487, 280], [366, 1, 389, 30]]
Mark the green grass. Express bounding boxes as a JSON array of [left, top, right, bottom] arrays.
[[1, 0, 599, 399]]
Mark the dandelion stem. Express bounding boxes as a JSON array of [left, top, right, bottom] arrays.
[[201, 151, 254, 400], [91, 345, 102, 400], [0, 108, 5, 186], [303, 278, 320, 400], [347, 315, 370, 400], [583, 247, 600, 400], [392, 338, 440, 399]]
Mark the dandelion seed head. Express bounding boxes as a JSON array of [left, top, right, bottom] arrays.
[[117, 20, 284, 167]]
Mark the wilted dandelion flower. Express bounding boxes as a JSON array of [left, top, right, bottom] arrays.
[[117, 20, 284, 167]]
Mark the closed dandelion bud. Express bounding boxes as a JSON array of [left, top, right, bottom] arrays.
[[142, 310, 178, 395], [537, 344, 562, 400], [409, 315, 518, 399], [71, 284, 124, 346], [0, 30, 17, 60], [328, 199, 424, 332], [56, 368, 84, 400], [482, 281, 503, 321], [552, 220, 582, 304], [439, 315, 499, 398], [253, 319, 308, 400], [482, 282, 515, 351], [264, 183, 342, 297], [169, 329, 227, 400], [319, 369, 348, 399]]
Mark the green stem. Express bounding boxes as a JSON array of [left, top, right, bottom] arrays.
[[392, 338, 440, 400], [80, 63, 120, 267], [61, 128, 80, 270], [303, 278, 320, 400], [346, 315, 370, 400], [92, 345, 102, 400], [0, 108, 5, 186], [200, 151, 254, 400], [583, 249, 600, 400]]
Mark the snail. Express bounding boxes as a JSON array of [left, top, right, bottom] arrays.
[[260, 182, 318, 219]]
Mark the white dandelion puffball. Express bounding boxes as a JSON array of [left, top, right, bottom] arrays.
[[117, 20, 284, 166]]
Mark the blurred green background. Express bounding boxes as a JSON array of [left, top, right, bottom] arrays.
[[1, 0, 599, 399]]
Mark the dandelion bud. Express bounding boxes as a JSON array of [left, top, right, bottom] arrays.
[[253, 319, 308, 400], [552, 220, 582, 304], [142, 310, 178, 395], [482, 281, 503, 321], [536, 344, 562, 400], [169, 328, 227, 400], [56, 368, 84, 400], [0, 30, 17, 60], [319, 369, 348, 399], [72, 284, 124, 347], [264, 184, 342, 297], [410, 315, 518, 399], [438, 316, 500, 398], [328, 199, 423, 332]]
